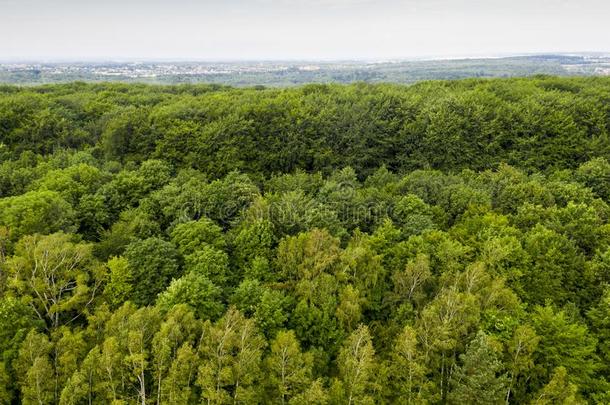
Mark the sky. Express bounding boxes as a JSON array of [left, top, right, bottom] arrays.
[[1, 0, 609, 61]]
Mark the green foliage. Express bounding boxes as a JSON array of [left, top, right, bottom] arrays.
[[575, 157, 610, 201], [184, 245, 231, 286], [1, 78, 610, 403], [264, 330, 314, 404], [13, 330, 54, 404], [170, 217, 226, 256], [521, 226, 586, 306], [531, 367, 584, 405], [448, 331, 508, 404], [5, 233, 103, 329], [0, 362, 11, 404], [0, 190, 75, 241], [393, 194, 440, 236], [123, 237, 181, 306], [230, 219, 275, 274], [530, 305, 599, 394], [100, 106, 154, 162], [156, 272, 224, 320], [334, 325, 376, 405], [385, 325, 436, 403], [95, 208, 160, 259], [103, 256, 133, 308], [196, 308, 266, 404]]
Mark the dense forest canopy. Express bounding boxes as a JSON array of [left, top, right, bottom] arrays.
[[1, 76, 609, 176], [1, 76, 610, 404]]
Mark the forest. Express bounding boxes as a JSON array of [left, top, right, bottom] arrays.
[[0, 76, 610, 404]]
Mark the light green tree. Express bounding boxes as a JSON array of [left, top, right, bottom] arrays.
[[335, 325, 376, 405], [6, 233, 104, 329], [531, 367, 584, 405], [13, 330, 54, 405], [264, 330, 314, 404], [196, 308, 266, 404], [386, 325, 436, 404], [506, 325, 539, 404]]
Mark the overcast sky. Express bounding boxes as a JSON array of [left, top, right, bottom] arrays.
[[1, 0, 609, 61]]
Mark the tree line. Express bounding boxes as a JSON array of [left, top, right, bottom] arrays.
[[1, 77, 609, 177]]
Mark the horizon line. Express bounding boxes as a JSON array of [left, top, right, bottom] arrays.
[[2, 51, 609, 65]]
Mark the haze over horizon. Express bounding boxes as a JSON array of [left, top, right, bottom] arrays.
[[2, 0, 609, 61]]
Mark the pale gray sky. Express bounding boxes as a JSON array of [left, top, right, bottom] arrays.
[[1, 0, 608, 61]]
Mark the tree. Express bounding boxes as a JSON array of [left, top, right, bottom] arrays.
[[32, 163, 110, 206], [393, 194, 439, 236], [152, 305, 200, 404], [521, 225, 585, 306], [448, 331, 508, 404], [335, 325, 376, 405], [340, 233, 387, 315], [530, 305, 598, 394], [0, 296, 41, 374], [386, 325, 436, 404], [22, 356, 55, 405], [506, 325, 540, 404], [170, 217, 226, 256], [335, 285, 363, 333], [268, 191, 344, 238], [0, 190, 75, 241], [290, 273, 343, 355], [94, 170, 152, 224], [531, 367, 583, 405], [160, 343, 199, 405], [391, 253, 431, 305], [156, 272, 224, 321], [231, 311, 267, 404], [96, 338, 124, 402], [197, 171, 260, 227], [124, 307, 162, 405], [415, 288, 480, 400], [275, 229, 341, 283], [103, 256, 133, 308], [59, 346, 102, 405], [13, 330, 54, 405], [4, 78, 610, 403], [137, 159, 173, 191], [6, 233, 104, 329], [0, 362, 11, 404], [575, 157, 610, 201], [588, 287, 610, 370], [184, 245, 231, 287], [123, 237, 181, 306], [51, 326, 88, 400], [255, 289, 290, 339], [196, 308, 266, 404], [289, 379, 328, 405], [230, 219, 275, 274], [264, 330, 314, 404], [100, 106, 153, 162], [95, 208, 160, 259], [550, 202, 605, 255]]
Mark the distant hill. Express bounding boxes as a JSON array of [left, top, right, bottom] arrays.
[[1, 54, 609, 86]]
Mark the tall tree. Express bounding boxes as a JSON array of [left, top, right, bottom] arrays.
[[264, 330, 314, 404], [386, 325, 436, 404], [448, 331, 508, 405], [6, 233, 104, 329], [335, 325, 376, 405], [531, 367, 583, 405]]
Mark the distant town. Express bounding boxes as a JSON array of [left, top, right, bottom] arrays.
[[2, 54, 609, 86]]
